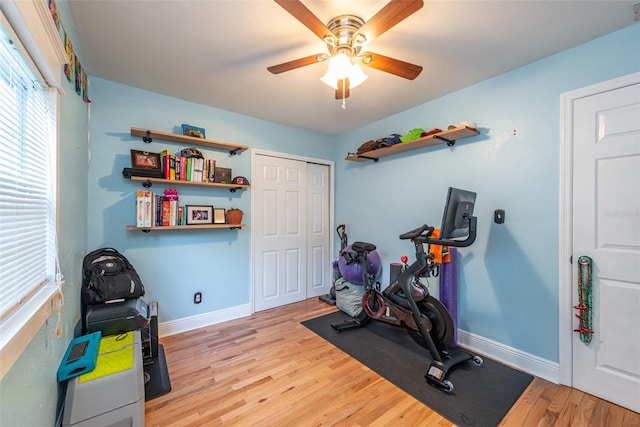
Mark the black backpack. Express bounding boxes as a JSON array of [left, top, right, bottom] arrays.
[[81, 248, 145, 305]]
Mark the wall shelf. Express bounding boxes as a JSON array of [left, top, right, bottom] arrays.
[[345, 126, 480, 163], [128, 176, 249, 192], [126, 224, 245, 232], [127, 126, 250, 232], [130, 127, 249, 155]]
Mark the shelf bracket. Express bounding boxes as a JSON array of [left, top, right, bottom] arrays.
[[142, 179, 153, 188], [228, 148, 241, 156], [357, 154, 379, 163], [229, 187, 239, 193], [433, 135, 456, 146], [142, 229, 151, 233], [142, 130, 153, 143]]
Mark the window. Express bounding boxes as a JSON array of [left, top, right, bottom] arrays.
[[0, 12, 59, 380]]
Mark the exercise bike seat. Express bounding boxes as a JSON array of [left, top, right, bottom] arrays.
[[351, 241, 377, 254]]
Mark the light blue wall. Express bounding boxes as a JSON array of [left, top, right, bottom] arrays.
[[87, 80, 334, 322], [0, 1, 89, 425], [1, 13, 637, 426], [332, 23, 640, 362]]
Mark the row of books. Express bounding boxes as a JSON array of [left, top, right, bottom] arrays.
[[136, 188, 184, 227], [159, 150, 231, 183]]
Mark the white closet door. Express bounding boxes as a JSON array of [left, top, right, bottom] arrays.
[[253, 155, 307, 311]]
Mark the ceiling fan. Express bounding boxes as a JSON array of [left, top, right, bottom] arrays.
[[267, 0, 424, 100]]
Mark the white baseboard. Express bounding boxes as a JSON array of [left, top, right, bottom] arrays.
[[457, 329, 560, 384], [158, 303, 251, 338]]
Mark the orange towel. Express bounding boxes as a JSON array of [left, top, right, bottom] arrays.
[[429, 228, 451, 263]]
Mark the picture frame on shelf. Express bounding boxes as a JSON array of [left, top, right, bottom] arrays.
[[186, 205, 213, 225], [213, 208, 226, 224], [181, 124, 206, 139], [130, 150, 162, 170]]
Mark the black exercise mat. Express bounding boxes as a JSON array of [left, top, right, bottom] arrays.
[[302, 311, 533, 427]]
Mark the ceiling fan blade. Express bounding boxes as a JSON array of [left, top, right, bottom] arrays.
[[274, 0, 334, 41], [360, 52, 422, 80], [335, 78, 350, 99], [354, 0, 423, 45], [267, 54, 325, 74]]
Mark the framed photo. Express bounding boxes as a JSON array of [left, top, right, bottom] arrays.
[[186, 205, 213, 225], [130, 150, 161, 170], [213, 208, 226, 224], [181, 124, 206, 139]]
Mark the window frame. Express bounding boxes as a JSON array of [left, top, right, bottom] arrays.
[[0, 1, 66, 381]]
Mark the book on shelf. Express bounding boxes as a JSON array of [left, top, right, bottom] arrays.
[[154, 193, 163, 227], [207, 159, 216, 183], [143, 190, 153, 227], [192, 157, 204, 182], [179, 156, 187, 181], [159, 150, 175, 180], [136, 190, 145, 227]]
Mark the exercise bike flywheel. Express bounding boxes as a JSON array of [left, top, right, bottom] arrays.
[[362, 291, 385, 319], [409, 295, 455, 350]]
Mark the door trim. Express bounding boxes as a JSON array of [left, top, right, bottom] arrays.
[[558, 71, 640, 386], [250, 149, 335, 314]]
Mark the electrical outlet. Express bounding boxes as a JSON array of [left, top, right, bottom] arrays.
[[194, 292, 202, 304]]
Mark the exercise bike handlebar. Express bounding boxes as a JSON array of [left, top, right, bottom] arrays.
[[399, 216, 478, 248]]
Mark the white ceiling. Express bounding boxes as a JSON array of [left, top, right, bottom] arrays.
[[68, 0, 637, 136]]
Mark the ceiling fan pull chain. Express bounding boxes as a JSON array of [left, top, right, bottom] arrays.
[[341, 77, 347, 110]]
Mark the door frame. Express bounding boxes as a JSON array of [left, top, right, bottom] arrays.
[[250, 148, 335, 314], [558, 71, 640, 386]]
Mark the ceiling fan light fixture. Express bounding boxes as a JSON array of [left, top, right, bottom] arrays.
[[320, 53, 352, 89], [320, 53, 368, 90], [348, 63, 368, 89]]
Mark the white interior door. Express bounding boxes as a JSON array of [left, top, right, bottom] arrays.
[[571, 80, 640, 411], [253, 155, 307, 312], [307, 163, 330, 298]]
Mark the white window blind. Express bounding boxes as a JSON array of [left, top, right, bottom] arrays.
[[0, 20, 56, 322]]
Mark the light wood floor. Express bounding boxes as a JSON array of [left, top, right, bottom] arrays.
[[145, 298, 639, 426]]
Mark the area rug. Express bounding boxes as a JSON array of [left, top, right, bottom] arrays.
[[302, 311, 533, 427]]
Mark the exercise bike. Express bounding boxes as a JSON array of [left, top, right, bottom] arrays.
[[332, 187, 483, 392]]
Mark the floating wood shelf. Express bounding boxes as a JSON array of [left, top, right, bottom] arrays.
[[131, 127, 249, 155], [345, 126, 480, 163], [126, 224, 245, 232], [128, 176, 249, 192]]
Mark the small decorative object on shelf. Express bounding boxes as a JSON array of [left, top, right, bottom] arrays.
[[181, 124, 206, 139], [232, 176, 249, 185], [186, 205, 214, 225], [130, 149, 162, 170], [226, 208, 243, 225], [214, 167, 232, 184], [213, 208, 226, 224]]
